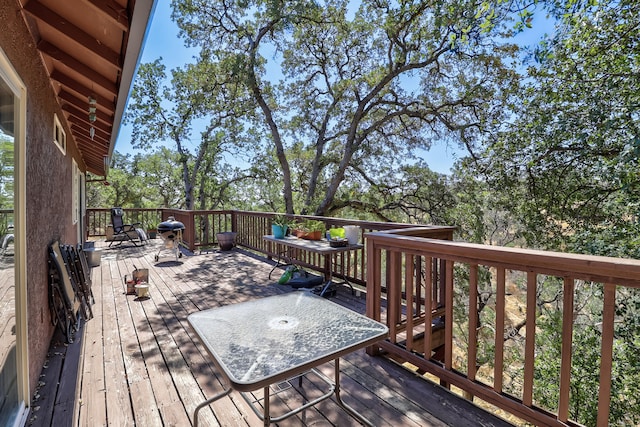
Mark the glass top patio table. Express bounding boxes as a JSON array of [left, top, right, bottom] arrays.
[[187, 291, 388, 392]]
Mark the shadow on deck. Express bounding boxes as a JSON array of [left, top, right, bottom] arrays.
[[28, 240, 513, 427]]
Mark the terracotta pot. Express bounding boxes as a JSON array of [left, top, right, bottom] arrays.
[[301, 230, 322, 240]]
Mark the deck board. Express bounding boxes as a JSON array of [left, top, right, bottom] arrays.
[[75, 262, 103, 427], [102, 254, 136, 427], [29, 333, 64, 427], [28, 240, 513, 427]]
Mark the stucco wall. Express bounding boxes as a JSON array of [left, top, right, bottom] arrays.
[[1, 2, 86, 398]]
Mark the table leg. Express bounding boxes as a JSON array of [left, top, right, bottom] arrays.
[[240, 371, 334, 424], [333, 359, 375, 426], [323, 253, 332, 282], [194, 388, 232, 427], [317, 253, 356, 297], [318, 280, 334, 297], [317, 253, 334, 297], [263, 385, 274, 426]]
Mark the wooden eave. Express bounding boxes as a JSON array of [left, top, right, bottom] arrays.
[[18, 0, 156, 176]]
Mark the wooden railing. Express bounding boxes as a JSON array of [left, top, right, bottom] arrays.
[[86, 208, 163, 238], [86, 208, 453, 287], [231, 211, 454, 286], [365, 230, 640, 427], [87, 208, 637, 425]]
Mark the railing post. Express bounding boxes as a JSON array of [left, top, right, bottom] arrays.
[[186, 211, 196, 251], [442, 259, 454, 389], [493, 267, 506, 394], [558, 277, 575, 423], [464, 264, 479, 401], [366, 236, 383, 356], [231, 210, 237, 233], [523, 271, 537, 407], [424, 256, 434, 359], [597, 283, 616, 426]]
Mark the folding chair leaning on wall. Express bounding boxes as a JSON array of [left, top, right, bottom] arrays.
[[48, 241, 94, 343]]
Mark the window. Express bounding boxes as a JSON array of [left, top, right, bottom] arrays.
[[72, 159, 79, 225], [53, 113, 66, 155], [0, 46, 28, 424]]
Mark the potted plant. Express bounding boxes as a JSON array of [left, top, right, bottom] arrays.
[[300, 220, 325, 240], [144, 220, 158, 239], [271, 215, 289, 239], [291, 221, 305, 237]]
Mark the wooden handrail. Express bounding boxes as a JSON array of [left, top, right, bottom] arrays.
[[365, 229, 633, 427], [86, 208, 631, 425], [86, 209, 453, 285], [365, 231, 640, 286]]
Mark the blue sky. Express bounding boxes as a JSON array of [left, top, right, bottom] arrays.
[[116, 2, 551, 175], [115, 2, 198, 157]]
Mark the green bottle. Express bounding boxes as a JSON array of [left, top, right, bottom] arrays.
[[278, 268, 292, 284]]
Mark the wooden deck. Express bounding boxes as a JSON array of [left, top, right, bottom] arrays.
[[28, 239, 513, 427]]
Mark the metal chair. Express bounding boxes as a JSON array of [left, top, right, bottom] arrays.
[[48, 241, 82, 342], [1, 224, 14, 255], [1, 233, 13, 255], [108, 207, 144, 247], [62, 244, 94, 321]]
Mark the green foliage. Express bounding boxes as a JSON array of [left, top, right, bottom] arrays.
[[124, 55, 256, 209], [172, 0, 522, 215], [446, 5, 640, 422], [132, 147, 183, 208], [99, 152, 147, 208], [531, 283, 640, 426], [271, 215, 289, 227], [473, 0, 640, 254], [302, 219, 325, 233], [89, 148, 251, 210]]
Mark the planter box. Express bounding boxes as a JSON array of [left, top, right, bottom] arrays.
[[298, 230, 323, 240]]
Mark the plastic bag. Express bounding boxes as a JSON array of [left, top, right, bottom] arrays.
[[278, 265, 303, 284]]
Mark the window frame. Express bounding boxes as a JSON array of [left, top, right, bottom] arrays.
[[72, 159, 79, 225], [0, 46, 29, 424], [53, 113, 66, 155]]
